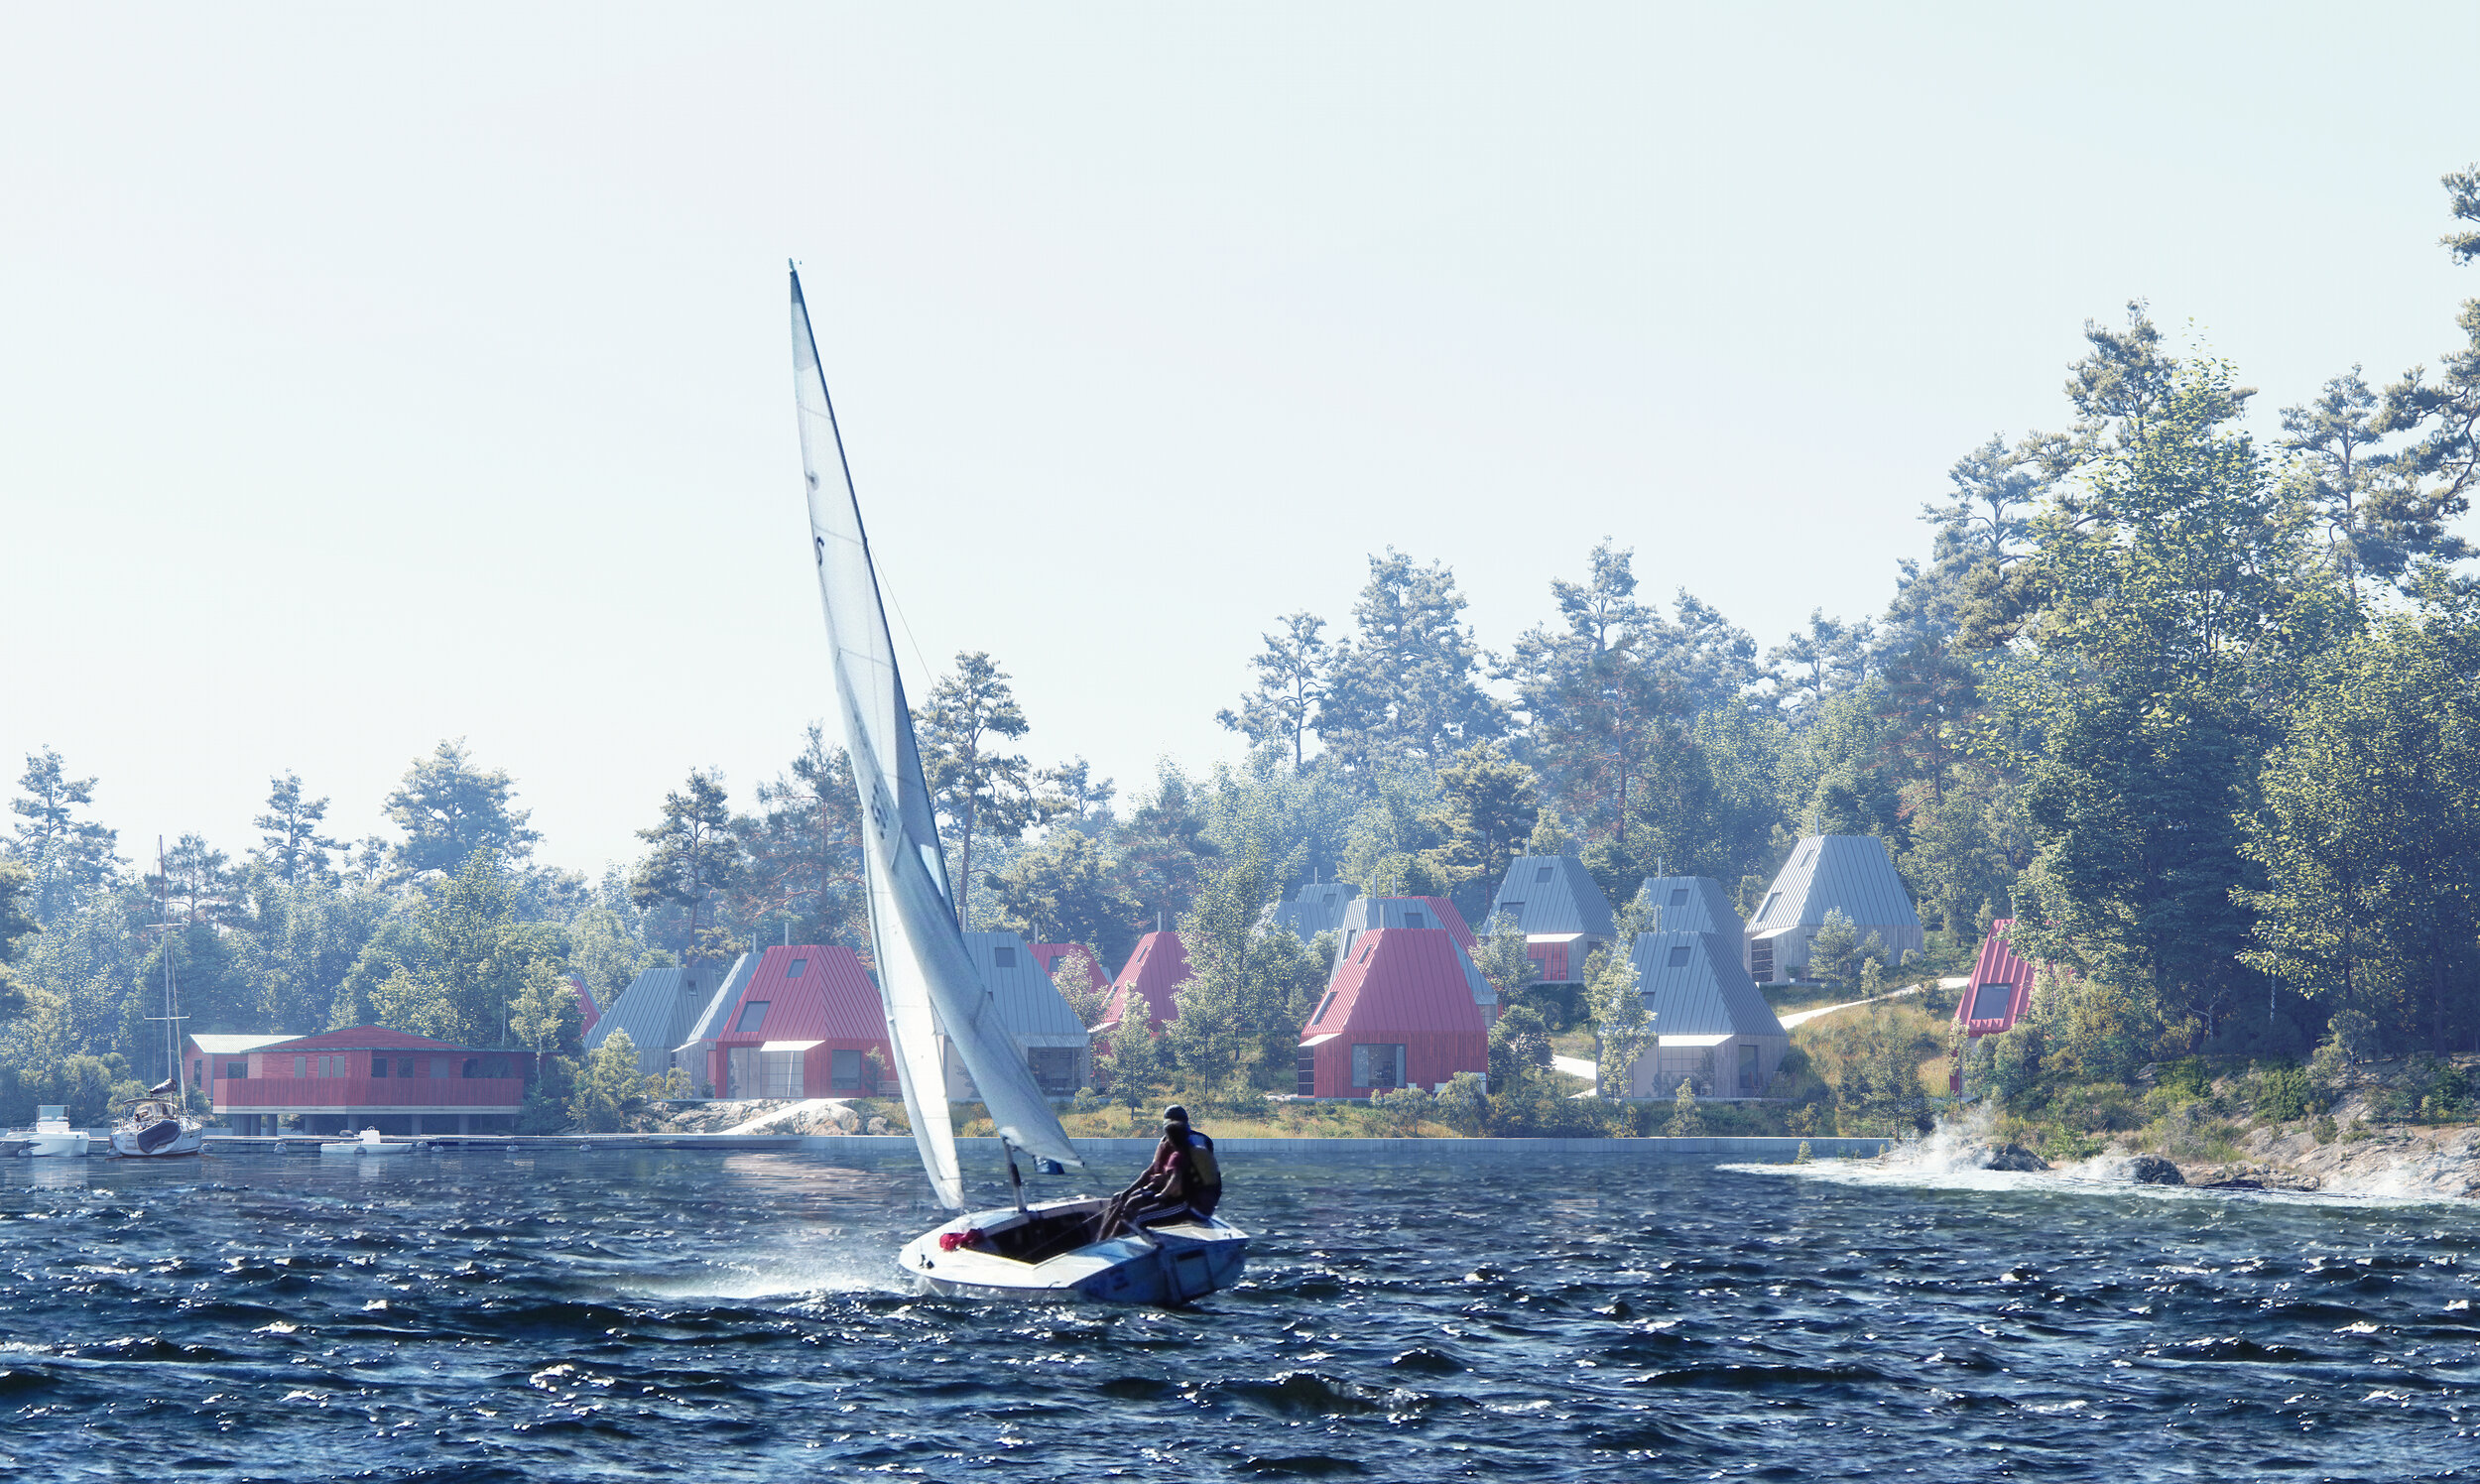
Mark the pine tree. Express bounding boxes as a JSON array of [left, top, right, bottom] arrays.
[[254, 772, 342, 886], [916, 652, 1036, 927]]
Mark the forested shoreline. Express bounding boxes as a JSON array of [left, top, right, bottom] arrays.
[[3, 170, 2476, 1139]]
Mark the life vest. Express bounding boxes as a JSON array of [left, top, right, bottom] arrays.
[[1182, 1129, 1220, 1190]]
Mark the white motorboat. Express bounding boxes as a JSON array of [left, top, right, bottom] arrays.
[[108, 1093, 204, 1158], [319, 1128, 412, 1157], [10, 1106, 90, 1159], [788, 269, 1246, 1303]]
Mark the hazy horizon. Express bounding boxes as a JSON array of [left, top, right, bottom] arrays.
[[7, 3, 2477, 876]]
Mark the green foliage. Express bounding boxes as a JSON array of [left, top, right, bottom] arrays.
[[253, 771, 341, 886], [1471, 913, 1534, 1004], [0, 859, 34, 1023], [384, 739, 540, 876], [1665, 1079, 1703, 1136], [1104, 993, 1166, 1109], [0, 1051, 142, 1127], [566, 1032, 652, 1132], [7, 747, 120, 927], [1434, 1070, 1488, 1135], [1216, 611, 1330, 769], [1487, 1002, 1552, 1097], [917, 651, 1038, 927], [2239, 612, 2480, 1055], [988, 828, 1141, 970], [628, 770, 741, 964], [1419, 741, 1539, 918], [1372, 1084, 1428, 1135], [1048, 950, 1112, 1029], [1807, 909, 1860, 987], [1580, 944, 1652, 1098]]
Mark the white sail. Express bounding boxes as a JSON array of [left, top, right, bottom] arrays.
[[789, 269, 1084, 1207]]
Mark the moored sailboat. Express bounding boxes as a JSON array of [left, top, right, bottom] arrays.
[[787, 268, 1246, 1303]]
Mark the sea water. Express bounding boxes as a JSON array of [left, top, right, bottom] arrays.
[[0, 1147, 2473, 1480]]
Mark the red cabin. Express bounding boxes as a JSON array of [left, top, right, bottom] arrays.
[[571, 976, 601, 1039], [1096, 930, 1188, 1032], [702, 944, 895, 1099], [1296, 929, 1489, 1099], [1956, 919, 2037, 1038], [190, 1027, 540, 1136]]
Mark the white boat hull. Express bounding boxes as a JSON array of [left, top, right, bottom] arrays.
[[898, 1196, 1248, 1304], [108, 1126, 204, 1158], [21, 1131, 89, 1158]]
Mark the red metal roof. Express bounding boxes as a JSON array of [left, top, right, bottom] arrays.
[[1302, 929, 1490, 1041], [709, 944, 889, 1047], [1411, 897, 1477, 950], [1098, 930, 1188, 1029], [1029, 942, 1108, 992], [1956, 919, 2038, 1037], [572, 976, 601, 1038]]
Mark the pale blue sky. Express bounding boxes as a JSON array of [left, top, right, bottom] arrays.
[[4, 3, 2476, 874]]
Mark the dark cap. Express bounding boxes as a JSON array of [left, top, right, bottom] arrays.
[[1162, 1105, 1189, 1126]]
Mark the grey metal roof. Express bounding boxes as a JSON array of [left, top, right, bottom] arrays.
[[585, 959, 744, 1077], [1627, 930, 1787, 1040], [1744, 835, 1921, 935], [1480, 854, 1616, 938], [1272, 881, 1358, 940], [679, 952, 760, 1048], [964, 930, 1090, 1049], [1634, 876, 1743, 937]]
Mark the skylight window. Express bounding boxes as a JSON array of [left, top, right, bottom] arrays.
[[1668, 945, 1691, 967], [1669, 888, 1688, 907], [992, 945, 1015, 968], [786, 957, 807, 978], [1536, 866, 1553, 883], [1799, 849, 1815, 867], [736, 1001, 771, 1033]]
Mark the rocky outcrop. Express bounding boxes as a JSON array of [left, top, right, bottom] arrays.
[[1984, 1144, 2049, 1172], [2123, 1154, 2183, 1185]]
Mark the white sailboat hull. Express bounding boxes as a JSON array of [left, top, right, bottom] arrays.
[[898, 1196, 1249, 1305], [108, 1126, 203, 1158]]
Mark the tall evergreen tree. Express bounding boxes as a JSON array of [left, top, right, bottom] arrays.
[[253, 771, 341, 886], [1216, 612, 1330, 769], [7, 747, 120, 926], [1319, 550, 1503, 772], [383, 740, 541, 875], [917, 652, 1037, 928], [629, 770, 741, 966]]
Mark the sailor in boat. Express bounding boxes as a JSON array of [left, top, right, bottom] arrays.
[[1099, 1106, 1221, 1238]]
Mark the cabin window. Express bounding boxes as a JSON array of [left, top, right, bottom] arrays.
[[1970, 981, 2016, 1020], [1536, 866, 1553, 883], [786, 956, 807, 978], [191, 1057, 203, 1084], [992, 945, 1015, 968], [1669, 888, 1688, 907], [295, 1055, 308, 1077], [225, 1060, 248, 1079], [831, 1048, 865, 1089], [1296, 1046, 1318, 1098], [1739, 1043, 1759, 1092], [462, 1057, 480, 1079], [1750, 939, 1776, 980], [1350, 1044, 1408, 1091], [736, 1001, 771, 1034], [1667, 945, 1691, 967], [1357, 940, 1373, 964], [1027, 1047, 1079, 1095], [1404, 912, 1426, 929], [1499, 901, 1523, 922], [371, 1055, 388, 1077]]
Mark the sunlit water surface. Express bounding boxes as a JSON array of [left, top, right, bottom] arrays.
[[2, 1148, 2475, 1481]]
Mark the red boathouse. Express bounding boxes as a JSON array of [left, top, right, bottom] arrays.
[[1296, 929, 1490, 1099], [1096, 930, 1189, 1032], [702, 944, 895, 1099], [189, 1027, 540, 1136]]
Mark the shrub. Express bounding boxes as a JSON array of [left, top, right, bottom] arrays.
[[2250, 1065, 2311, 1123], [1665, 1079, 1704, 1137]]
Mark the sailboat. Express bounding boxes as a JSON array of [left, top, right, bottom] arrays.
[[114, 874, 205, 1159], [789, 268, 1248, 1304]]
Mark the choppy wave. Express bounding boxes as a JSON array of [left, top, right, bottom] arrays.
[[2, 1147, 2475, 1481]]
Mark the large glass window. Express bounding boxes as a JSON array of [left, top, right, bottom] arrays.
[[1970, 981, 2016, 1020], [736, 1001, 771, 1034], [830, 1048, 865, 1089], [1350, 1044, 1407, 1090]]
